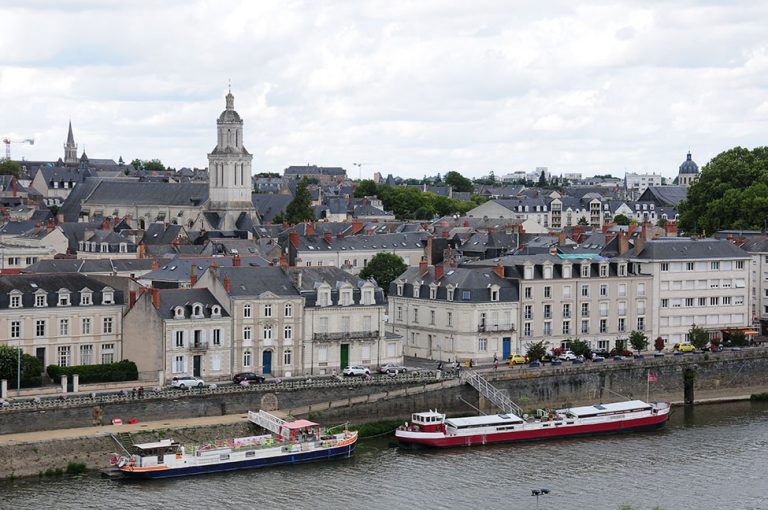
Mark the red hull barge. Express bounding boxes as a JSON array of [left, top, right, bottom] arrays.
[[395, 400, 671, 448]]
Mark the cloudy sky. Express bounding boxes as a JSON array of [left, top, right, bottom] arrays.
[[1, 0, 766, 179]]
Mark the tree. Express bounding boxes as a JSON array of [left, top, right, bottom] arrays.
[[144, 159, 165, 172], [271, 212, 286, 225], [656, 218, 668, 228], [0, 345, 43, 390], [444, 171, 473, 193], [567, 337, 590, 358], [678, 146, 768, 234], [629, 330, 649, 353], [654, 336, 665, 352], [0, 160, 21, 177], [525, 340, 547, 364], [577, 216, 589, 226], [353, 179, 379, 198], [285, 178, 315, 224], [726, 330, 748, 347], [611, 338, 628, 356], [688, 325, 710, 350], [537, 170, 547, 188], [130, 158, 143, 171], [613, 214, 631, 225], [359, 253, 407, 296]]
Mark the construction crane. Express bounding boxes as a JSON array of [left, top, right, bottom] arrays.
[[2, 138, 34, 160]]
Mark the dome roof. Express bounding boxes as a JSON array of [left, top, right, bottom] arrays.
[[217, 109, 242, 123], [679, 152, 699, 174]]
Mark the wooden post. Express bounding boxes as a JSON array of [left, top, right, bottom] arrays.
[[683, 366, 696, 405]]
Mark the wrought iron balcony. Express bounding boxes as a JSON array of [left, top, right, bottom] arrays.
[[313, 330, 380, 342], [478, 324, 516, 333], [189, 341, 209, 352]]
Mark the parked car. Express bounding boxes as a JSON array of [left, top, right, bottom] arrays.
[[172, 376, 205, 389], [343, 366, 370, 377], [379, 362, 407, 374], [233, 372, 265, 384], [506, 354, 528, 365], [559, 351, 578, 361], [673, 343, 695, 353], [591, 348, 609, 357]]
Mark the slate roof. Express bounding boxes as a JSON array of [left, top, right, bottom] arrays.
[[58, 177, 102, 222], [23, 258, 156, 274], [631, 238, 749, 260], [144, 223, 185, 245], [83, 181, 208, 206], [215, 266, 301, 297], [0, 273, 124, 309], [637, 186, 688, 207], [36, 166, 91, 184], [156, 288, 230, 320], [285, 266, 385, 307], [679, 152, 699, 174], [295, 231, 426, 252], [353, 204, 389, 217], [391, 266, 519, 303], [740, 236, 768, 253], [252, 194, 293, 223]]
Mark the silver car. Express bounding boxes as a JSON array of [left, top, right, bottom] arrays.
[[171, 376, 205, 389]]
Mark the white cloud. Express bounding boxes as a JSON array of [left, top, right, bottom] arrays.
[[1, 0, 766, 178]]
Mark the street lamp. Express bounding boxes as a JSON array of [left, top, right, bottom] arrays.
[[531, 488, 550, 509], [16, 341, 21, 397]]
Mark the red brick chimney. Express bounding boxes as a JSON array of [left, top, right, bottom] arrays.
[[223, 274, 231, 292], [572, 225, 583, 241], [47, 218, 55, 230], [463, 220, 469, 227], [324, 231, 333, 243], [151, 259, 159, 270], [336, 232, 345, 240], [434, 263, 444, 281], [665, 222, 678, 236], [289, 231, 299, 249], [618, 231, 629, 255], [280, 254, 288, 268], [101, 218, 111, 231], [190, 265, 197, 286], [558, 231, 567, 246], [129, 290, 137, 308], [441, 229, 449, 238], [351, 219, 363, 234], [419, 257, 428, 275], [11, 176, 17, 197], [493, 263, 504, 278], [233, 254, 241, 266], [151, 287, 160, 309], [366, 228, 376, 236], [306, 222, 314, 236]]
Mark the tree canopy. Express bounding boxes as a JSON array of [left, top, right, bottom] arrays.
[[567, 337, 590, 357], [0, 345, 43, 390], [688, 325, 710, 350], [285, 178, 315, 224], [629, 330, 649, 352], [678, 146, 768, 234], [0, 160, 21, 177], [444, 171, 473, 193], [130, 158, 166, 172], [359, 253, 407, 295], [352, 180, 482, 220], [525, 340, 547, 363], [613, 214, 631, 225]]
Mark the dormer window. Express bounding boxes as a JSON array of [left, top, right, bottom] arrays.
[[340, 289, 353, 306], [119, 243, 127, 253], [58, 289, 71, 306], [318, 287, 331, 307], [9, 291, 22, 308], [35, 291, 47, 307], [543, 264, 553, 280], [562, 264, 572, 279], [447, 286, 455, 301], [413, 285, 420, 298], [490, 285, 500, 302], [211, 305, 221, 317], [581, 264, 590, 278], [100, 243, 109, 253], [175, 306, 185, 319], [192, 304, 203, 318], [618, 263, 627, 277], [362, 288, 374, 305], [524, 264, 534, 280], [102, 287, 114, 305], [396, 282, 404, 296], [599, 264, 608, 277], [81, 289, 92, 305]]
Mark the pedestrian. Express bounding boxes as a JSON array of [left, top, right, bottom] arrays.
[[131, 387, 136, 399], [469, 359, 473, 368], [437, 361, 443, 371], [493, 354, 498, 364], [493, 360, 498, 370], [138, 386, 144, 398]]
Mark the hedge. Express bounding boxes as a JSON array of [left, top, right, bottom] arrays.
[[46, 360, 138, 384]]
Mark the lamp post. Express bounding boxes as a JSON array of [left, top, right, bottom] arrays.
[[16, 341, 21, 397], [531, 488, 550, 509]]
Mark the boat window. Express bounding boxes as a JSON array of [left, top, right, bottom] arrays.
[[245, 451, 256, 458], [220, 454, 230, 461]]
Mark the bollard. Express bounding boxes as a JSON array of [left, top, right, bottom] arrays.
[[61, 375, 68, 394], [73, 374, 79, 393]]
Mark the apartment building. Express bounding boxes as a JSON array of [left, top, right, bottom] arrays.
[[389, 261, 519, 363], [629, 238, 750, 344], [741, 236, 768, 334], [0, 274, 124, 368]]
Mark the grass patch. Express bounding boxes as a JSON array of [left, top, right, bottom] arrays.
[[65, 462, 87, 475], [43, 467, 64, 477], [750, 392, 768, 401], [349, 420, 403, 438]]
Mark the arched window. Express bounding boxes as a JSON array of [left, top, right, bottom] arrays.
[[284, 350, 292, 366]]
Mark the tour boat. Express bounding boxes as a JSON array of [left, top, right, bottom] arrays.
[[113, 411, 357, 479], [395, 400, 671, 448]]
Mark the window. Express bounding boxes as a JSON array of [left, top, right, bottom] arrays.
[[447, 287, 454, 301], [618, 284, 626, 297], [318, 346, 328, 363], [447, 312, 453, 327], [80, 344, 93, 365], [698, 297, 707, 306], [600, 284, 608, 297], [396, 306, 403, 321], [103, 317, 113, 334], [10, 294, 21, 308], [172, 355, 184, 373], [101, 344, 115, 364], [59, 319, 69, 336], [711, 261, 720, 270], [581, 285, 589, 297], [284, 303, 293, 317], [58, 346, 71, 367], [543, 322, 551, 336], [429, 286, 437, 300], [35, 293, 47, 307], [213, 329, 221, 346], [413, 285, 420, 298], [102, 290, 114, 304], [264, 325, 273, 342], [243, 304, 252, 318], [723, 296, 732, 305], [581, 303, 589, 317], [10, 320, 20, 338], [523, 323, 532, 337], [581, 264, 590, 277], [543, 304, 552, 319], [462, 290, 471, 300], [284, 325, 293, 341], [581, 319, 589, 334], [430, 310, 435, 325], [600, 319, 607, 333], [175, 331, 184, 347], [618, 318, 625, 332], [710, 297, 719, 306], [563, 303, 571, 318], [736, 260, 745, 270], [243, 351, 252, 367], [82, 318, 91, 335], [243, 326, 252, 342], [599, 265, 608, 277], [397, 283, 404, 296], [524, 287, 532, 299], [284, 350, 292, 366], [81, 291, 92, 305], [478, 338, 488, 352], [637, 283, 645, 297], [58, 291, 71, 306], [544, 286, 552, 299], [661, 263, 669, 272], [318, 318, 328, 333], [363, 315, 372, 332], [562, 321, 570, 335], [637, 317, 645, 330], [661, 299, 669, 308], [563, 286, 572, 299], [413, 308, 419, 323], [685, 298, 694, 307], [36, 320, 46, 337], [524, 305, 533, 320], [264, 304, 272, 317], [490, 288, 499, 301], [192, 304, 203, 317], [686, 262, 695, 271]]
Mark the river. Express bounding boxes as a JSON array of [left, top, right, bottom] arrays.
[[1, 401, 766, 510]]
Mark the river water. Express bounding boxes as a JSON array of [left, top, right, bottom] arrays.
[[1, 401, 766, 510]]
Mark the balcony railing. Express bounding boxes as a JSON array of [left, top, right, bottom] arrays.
[[190, 341, 208, 352], [478, 324, 516, 333], [313, 330, 380, 342]]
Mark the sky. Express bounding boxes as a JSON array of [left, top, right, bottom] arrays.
[[1, 1, 767, 180]]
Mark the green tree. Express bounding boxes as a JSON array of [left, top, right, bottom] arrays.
[[143, 159, 165, 172], [0, 159, 21, 177], [353, 179, 379, 198], [611, 338, 628, 356], [130, 158, 143, 171], [444, 171, 473, 193], [359, 253, 407, 296], [629, 330, 649, 353], [285, 178, 315, 224], [537, 170, 547, 188], [727, 330, 748, 347], [678, 146, 768, 234], [0, 345, 43, 390], [613, 214, 631, 225], [567, 337, 590, 357], [578, 216, 589, 226], [271, 212, 286, 225], [688, 325, 710, 350], [525, 340, 547, 363]]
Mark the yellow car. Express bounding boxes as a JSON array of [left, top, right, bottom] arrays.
[[506, 354, 528, 365], [674, 343, 695, 352]]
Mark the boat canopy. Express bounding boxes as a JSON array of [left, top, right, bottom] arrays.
[[132, 439, 177, 450], [282, 419, 319, 430], [564, 400, 651, 418], [446, 414, 523, 429]]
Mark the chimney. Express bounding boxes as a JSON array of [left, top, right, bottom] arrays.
[[558, 231, 567, 246], [324, 231, 333, 243], [487, 226, 494, 234], [101, 218, 111, 231], [463, 220, 469, 228], [223, 274, 231, 292], [618, 231, 629, 255], [306, 222, 314, 236], [572, 225, 583, 241], [628, 223, 637, 236], [151, 259, 159, 270], [419, 257, 428, 275], [549, 245, 558, 256], [602, 223, 611, 234], [727, 233, 733, 241], [493, 263, 504, 278], [57, 213, 64, 224], [138, 244, 145, 259], [129, 290, 137, 308], [11, 176, 16, 197], [113, 216, 120, 227], [47, 218, 55, 230], [151, 287, 160, 310], [190, 265, 197, 286], [665, 222, 678, 236], [633, 232, 646, 256], [280, 254, 288, 268], [351, 219, 363, 234], [434, 263, 444, 281], [337, 232, 344, 239], [441, 229, 449, 238], [289, 231, 299, 249], [366, 228, 375, 236], [233, 254, 241, 266]]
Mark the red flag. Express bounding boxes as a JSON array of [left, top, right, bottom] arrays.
[[647, 373, 657, 382]]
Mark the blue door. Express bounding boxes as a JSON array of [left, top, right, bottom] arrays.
[[262, 350, 272, 375], [502, 337, 511, 359]]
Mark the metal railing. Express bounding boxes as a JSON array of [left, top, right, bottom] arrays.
[[462, 369, 523, 417], [478, 324, 516, 333], [313, 330, 380, 341]]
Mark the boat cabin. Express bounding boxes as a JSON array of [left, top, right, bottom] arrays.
[[278, 419, 321, 443], [409, 411, 446, 432], [561, 400, 652, 419], [445, 414, 524, 433], [130, 439, 182, 467]]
